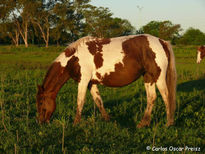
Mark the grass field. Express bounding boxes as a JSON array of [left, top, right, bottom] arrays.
[[0, 45, 205, 153]]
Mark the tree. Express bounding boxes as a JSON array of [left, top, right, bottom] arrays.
[[0, 0, 135, 46], [30, 1, 54, 47], [141, 21, 160, 36], [159, 21, 181, 40], [141, 20, 181, 41], [83, 6, 134, 38], [0, 0, 20, 46], [14, 0, 35, 47], [0, 22, 20, 46], [0, 0, 36, 47], [178, 28, 205, 45], [50, 0, 90, 45], [105, 18, 134, 37]]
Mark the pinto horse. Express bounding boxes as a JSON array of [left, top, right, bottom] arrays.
[[36, 34, 177, 128], [197, 45, 205, 64]]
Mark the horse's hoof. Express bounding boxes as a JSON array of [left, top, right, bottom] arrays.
[[103, 114, 110, 121], [73, 121, 79, 126], [137, 121, 150, 128], [166, 121, 174, 127], [73, 116, 81, 126]]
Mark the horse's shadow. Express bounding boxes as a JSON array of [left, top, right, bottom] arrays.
[[102, 78, 205, 129], [177, 78, 205, 92], [174, 78, 205, 127], [103, 92, 144, 130]]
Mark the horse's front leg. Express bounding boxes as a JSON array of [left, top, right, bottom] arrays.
[[73, 78, 90, 125], [89, 84, 110, 121]]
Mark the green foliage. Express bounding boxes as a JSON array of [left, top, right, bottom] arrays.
[[0, 0, 134, 46], [178, 28, 205, 45], [141, 20, 181, 43], [141, 21, 161, 36], [0, 45, 205, 153], [83, 6, 134, 38]]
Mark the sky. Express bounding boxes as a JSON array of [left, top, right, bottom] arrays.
[[90, 0, 205, 33]]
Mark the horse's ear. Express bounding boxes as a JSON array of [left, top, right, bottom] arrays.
[[37, 85, 43, 92]]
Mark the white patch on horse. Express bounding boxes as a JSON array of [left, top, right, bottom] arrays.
[[146, 34, 168, 82], [55, 36, 94, 68], [93, 35, 136, 80], [197, 51, 201, 64], [54, 52, 72, 67], [76, 41, 95, 80], [69, 36, 94, 50]]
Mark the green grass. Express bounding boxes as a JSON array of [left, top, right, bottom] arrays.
[[0, 45, 64, 70], [0, 45, 205, 153]]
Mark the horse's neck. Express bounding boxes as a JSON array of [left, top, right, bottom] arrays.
[[42, 62, 70, 97]]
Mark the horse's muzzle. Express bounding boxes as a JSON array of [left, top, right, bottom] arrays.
[[36, 115, 50, 124]]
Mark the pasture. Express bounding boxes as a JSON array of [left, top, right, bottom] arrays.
[[0, 45, 204, 153]]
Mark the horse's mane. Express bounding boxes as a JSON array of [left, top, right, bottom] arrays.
[[68, 36, 96, 50]]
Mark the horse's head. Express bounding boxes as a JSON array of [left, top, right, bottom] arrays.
[[197, 45, 205, 64], [36, 85, 56, 124]]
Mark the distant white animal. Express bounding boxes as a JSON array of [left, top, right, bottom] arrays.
[[197, 45, 205, 64]]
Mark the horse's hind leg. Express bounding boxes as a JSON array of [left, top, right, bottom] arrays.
[[89, 84, 110, 121], [156, 78, 173, 126], [137, 82, 156, 128]]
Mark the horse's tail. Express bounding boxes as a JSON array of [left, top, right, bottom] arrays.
[[166, 41, 177, 122]]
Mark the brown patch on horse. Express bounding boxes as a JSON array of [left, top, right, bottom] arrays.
[[65, 48, 76, 57], [141, 38, 161, 84], [86, 38, 111, 69], [96, 72, 102, 79], [123, 36, 161, 85], [159, 39, 170, 61], [100, 62, 136, 87], [90, 79, 100, 84], [94, 52, 103, 69], [86, 40, 98, 55], [198, 46, 205, 60], [97, 35, 161, 87], [66, 56, 81, 82], [42, 56, 81, 93], [42, 62, 69, 94], [90, 73, 102, 84]]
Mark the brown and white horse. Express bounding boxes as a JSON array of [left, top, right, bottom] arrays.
[[36, 34, 177, 128], [197, 45, 205, 64]]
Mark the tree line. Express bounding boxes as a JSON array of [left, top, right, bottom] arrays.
[[139, 20, 205, 45], [0, 0, 134, 47], [0, 0, 205, 47]]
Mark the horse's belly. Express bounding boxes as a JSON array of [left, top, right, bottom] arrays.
[[101, 73, 141, 87], [94, 61, 143, 87]]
